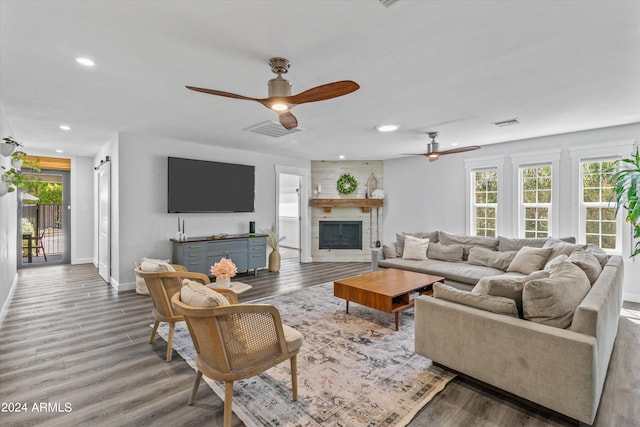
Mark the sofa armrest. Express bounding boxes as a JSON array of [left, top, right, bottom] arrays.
[[415, 296, 599, 424], [371, 247, 384, 271]]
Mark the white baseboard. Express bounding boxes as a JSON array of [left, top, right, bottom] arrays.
[[111, 278, 136, 293], [623, 292, 640, 303], [0, 273, 19, 328], [71, 257, 94, 265]]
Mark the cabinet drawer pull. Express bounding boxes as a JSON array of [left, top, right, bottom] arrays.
[[188, 253, 202, 257], [188, 245, 203, 249], [188, 262, 201, 266]]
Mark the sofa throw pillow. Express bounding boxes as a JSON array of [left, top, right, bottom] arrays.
[[543, 237, 587, 260], [467, 247, 517, 271], [522, 262, 591, 328], [402, 236, 429, 260], [427, 242, 464, 262], [382, 243, 397, 259], [140, 259, 175, 273], [181, 279, 229, 307], [586, 244, 609, 269], [568, 248, 602, 285], [396, 231, 439, 257], [438, 231, 499, 260], [473, 270, 550, 318], [434, 282, 518, 317], [544, 254, 568, 272], [498, 236, 576, 252], [507, 246, 552, 275]]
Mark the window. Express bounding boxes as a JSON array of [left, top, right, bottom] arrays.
[[472, 169, 498, 236], [581, 159, 618, 251], [520, 165, 552, 238]]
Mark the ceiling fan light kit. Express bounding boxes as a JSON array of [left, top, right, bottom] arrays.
[[187, 57, 359, 130]]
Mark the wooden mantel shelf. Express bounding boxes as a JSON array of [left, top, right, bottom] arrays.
[[310, 198, 383, 213]]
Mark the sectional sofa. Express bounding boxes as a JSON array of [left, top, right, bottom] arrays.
[[371, 231, 624, 424]]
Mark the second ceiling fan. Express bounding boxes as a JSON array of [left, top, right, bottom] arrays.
[[404, 132, 480, 162], [186, 57, 360, 130]]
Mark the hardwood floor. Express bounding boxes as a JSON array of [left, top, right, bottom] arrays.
[[1, 260, 638, 426]]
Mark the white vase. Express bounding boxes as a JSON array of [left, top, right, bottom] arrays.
[[12, 159, 23, 170], [0, 143, 15, 157], [0, 181, 8, 197], [216, 276, 231, 288]]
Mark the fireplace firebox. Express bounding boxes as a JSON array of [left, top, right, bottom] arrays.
[[319, 221, 362, 250]]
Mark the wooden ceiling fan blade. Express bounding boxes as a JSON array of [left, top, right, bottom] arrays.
[[286, 80, 360, 105], [186, 86, 260, 102], [438, 146, 481, 156], [278, 111, 298, 130]]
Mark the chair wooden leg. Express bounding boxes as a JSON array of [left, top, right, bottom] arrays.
[[290, 354, 298, 401], [149, 320, 160, 344], [166, 322, 175, 362], [224, 381, 234, 427], [188, 371, 203, 405]]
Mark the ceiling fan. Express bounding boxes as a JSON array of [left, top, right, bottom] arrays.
[[186, 57, 360, 130], [404, 132, 480, 162]]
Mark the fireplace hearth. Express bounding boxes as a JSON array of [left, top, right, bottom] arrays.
[[319, 221, 362, 250]]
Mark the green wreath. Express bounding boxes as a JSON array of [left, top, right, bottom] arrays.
[[336, 173, 358, 195]]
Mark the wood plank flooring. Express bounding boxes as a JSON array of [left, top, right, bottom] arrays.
[[1, 260, 638, 426]]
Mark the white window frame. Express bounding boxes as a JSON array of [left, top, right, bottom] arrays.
[[511, 150, 561, 238], [465, 156, 505, 237], [569, 141, 635, 255]]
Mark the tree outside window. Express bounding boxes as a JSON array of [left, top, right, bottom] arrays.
[[582, 160, 617, 250], [521, 165, 551, 238], [473, 169, 498, 237]]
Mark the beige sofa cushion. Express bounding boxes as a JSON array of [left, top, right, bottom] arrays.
[[543, 237, 587, 260], [544, 254, 568, 271], [498, 236, 576, 252], [473, 270, 550, 317], [467, 246, 517, 271], [507, 246, 552, 274], [439, 231, 499, 260], [568, 248, 602, 285], [586, 244, 609, 268], [522, 262, 591, 328], [402, 235, 429, 260], [180, 279, 229, 307], [427, 242, 464, 262], [434, 282, 518, 317]]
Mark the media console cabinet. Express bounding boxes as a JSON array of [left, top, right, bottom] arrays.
[[171, 234, 267, 276]]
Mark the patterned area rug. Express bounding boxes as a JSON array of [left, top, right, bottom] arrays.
[[155, 282, 455, 427]]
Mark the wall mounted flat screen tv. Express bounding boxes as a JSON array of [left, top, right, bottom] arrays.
[[168, 157, 255, 213]]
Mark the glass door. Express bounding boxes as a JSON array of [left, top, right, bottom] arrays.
[[18, 170, 70, 266]]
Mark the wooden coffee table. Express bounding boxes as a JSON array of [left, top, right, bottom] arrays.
[[334, 268, 444, 331]]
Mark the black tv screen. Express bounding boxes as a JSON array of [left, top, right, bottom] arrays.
[[168, 157, 255, 213]]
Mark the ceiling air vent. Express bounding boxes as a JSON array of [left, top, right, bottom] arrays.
[[492, 118, 520, 127], [244, 120, 304, 138], [379, 0, 401, 7]]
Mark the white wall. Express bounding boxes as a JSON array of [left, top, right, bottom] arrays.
[[383, 123, 640, 301], [0, 103, 18, 324], [70, 156, 95, 264], [105, 132, 310, 291]]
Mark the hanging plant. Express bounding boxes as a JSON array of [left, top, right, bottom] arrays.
[[1, 136, 22, 156], [337, 173, 358, 195]]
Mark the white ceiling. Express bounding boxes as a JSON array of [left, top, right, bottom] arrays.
[[1, 0, 639, 160]]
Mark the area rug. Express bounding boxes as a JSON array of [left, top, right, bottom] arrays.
[[155, 282, 455, 427]]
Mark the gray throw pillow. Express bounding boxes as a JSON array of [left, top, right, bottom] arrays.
[[498, 236, 548, 252], [434, 282, 518, 317], [568, 248, 602, 285], [522, 262, 591, 328], [507, 246, 553, 275], [427, 242, 464, 262], [383, 243, 397, 259], [467, 246, 517, 271], [544, 254, 568, 271], [473, 270, 550, 318], [543, 237, 586, 260], [439, 231, 499, 260], [586, 244, 609, 269]]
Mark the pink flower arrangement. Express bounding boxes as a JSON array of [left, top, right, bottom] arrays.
[[210, 258, 237, 279]]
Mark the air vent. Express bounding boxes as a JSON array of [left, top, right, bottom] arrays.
[[379, 0, 400, 7], [244, 121, 304, 138], [492, 118, 520, 127]]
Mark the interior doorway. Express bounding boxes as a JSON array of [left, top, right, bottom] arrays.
[[278, 173, 301, 261], [18, 168, 70, 266]]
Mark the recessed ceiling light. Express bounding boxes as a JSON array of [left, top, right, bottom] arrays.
[[55, 149, 64, 153], [75, 57, 95, 67], [339, 155, 345, 159], [451, 143, 459, 146], [59, 125, 71, 131], [375, 124, 398, 132]]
